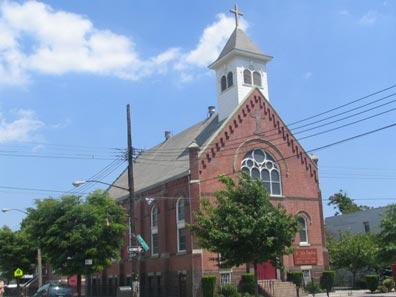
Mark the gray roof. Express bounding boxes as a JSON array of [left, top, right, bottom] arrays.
[[325, 206, 390, 236], [108, 114, 224, 199], [215, 28, 266, 63]]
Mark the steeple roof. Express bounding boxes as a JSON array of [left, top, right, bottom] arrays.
[[209, 28, 272, 68]]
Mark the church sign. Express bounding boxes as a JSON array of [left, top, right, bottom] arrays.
[[293, 248, 318, 265]]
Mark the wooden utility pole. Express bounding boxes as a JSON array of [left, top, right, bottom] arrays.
[[126, 104, 139, 297]]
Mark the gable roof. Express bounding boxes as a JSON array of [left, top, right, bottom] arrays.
[[108, 114, 225, 199]]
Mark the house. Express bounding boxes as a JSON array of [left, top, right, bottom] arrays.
[[103, 7, 327, 297], [325, 206, 390, 236]]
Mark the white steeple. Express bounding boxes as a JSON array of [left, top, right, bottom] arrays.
[[209, 6, 272, 121]]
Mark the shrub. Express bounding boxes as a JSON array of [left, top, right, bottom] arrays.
[[240, 273, 256, 294], [378, 285, 388, 293], [365, 275, 379, 293], [202, 275, 217, 297], [287, 272, 303, 297], [355, 278, 367, 289], [383, 277, 395, 292], [218, 284, 240, 297], [320, 271, 335, 297], [305, 281, 321, 296]]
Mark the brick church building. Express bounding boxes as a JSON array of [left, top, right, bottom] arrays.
[[103, 8, 327, 297]]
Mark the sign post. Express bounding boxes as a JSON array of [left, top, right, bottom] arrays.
[[14, 268, 24, 297]]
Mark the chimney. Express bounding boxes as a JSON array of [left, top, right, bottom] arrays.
[[164, 131, 171, 140], [208, 106, 216, 117]]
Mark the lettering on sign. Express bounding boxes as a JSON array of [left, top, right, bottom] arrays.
[[293, 248, 318, 265]]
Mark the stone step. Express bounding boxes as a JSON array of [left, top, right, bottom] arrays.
[[258, 280, 303, 297]]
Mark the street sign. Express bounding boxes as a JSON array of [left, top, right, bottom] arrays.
[[128, 246, 142, 253], [14, 268, 24, 278], [136, 235, 149, 252]]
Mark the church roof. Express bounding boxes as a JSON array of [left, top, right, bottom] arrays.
[[108, 114, 225, 199], [210, 28, 271, 68]]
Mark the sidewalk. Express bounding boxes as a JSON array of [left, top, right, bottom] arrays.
[[311, 290, 396, 297]]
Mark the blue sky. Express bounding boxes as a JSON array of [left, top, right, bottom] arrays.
[[1, 0, 396, 229]]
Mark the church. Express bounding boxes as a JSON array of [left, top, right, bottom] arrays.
[[103, 6, 327, 297]]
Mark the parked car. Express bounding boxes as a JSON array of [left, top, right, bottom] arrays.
[[32, 283, 72, 297]]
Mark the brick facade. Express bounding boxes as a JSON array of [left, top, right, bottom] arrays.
[[103, 89, 327, 297]]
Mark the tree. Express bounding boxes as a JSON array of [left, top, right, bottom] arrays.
[[320, 271, 335, 297], [327, 190, 370, 215], [379, 204, 396, 264], [191, 174, 298, 297], [287, 272, 303, 297], [327, 232, 379, 288], [22, 190, 127, 297], [0, 227, 36, 281]]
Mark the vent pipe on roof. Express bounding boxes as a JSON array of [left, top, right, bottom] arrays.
[[208, 106, 216, 117], [164, 131, 171, 140], [310, 154, 319, 165]]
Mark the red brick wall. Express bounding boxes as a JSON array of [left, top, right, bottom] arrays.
[[197, 90, 325, 274], [105, 89, 326, 296]]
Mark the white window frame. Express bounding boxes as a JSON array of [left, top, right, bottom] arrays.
[[220, 270, 232, 286], [240, 148, 282, 197], [176, 198, 186, 252], [297, 214, 310, 246], [151, 206, 159, 256]]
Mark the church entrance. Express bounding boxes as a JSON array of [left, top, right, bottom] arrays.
[[256, 261, 277, 280]]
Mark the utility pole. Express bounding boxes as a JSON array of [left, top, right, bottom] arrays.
[[126, 104, 139, 297]]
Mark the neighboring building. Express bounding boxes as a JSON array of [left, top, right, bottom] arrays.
[[103, 8, 327, 297], [325, 206, 390, 236]]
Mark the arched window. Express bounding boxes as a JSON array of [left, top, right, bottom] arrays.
[[253, 71, 262, 87], [297, 215, 309, 245], [221, 75, 227, 92], [227, 72, 233, 88], [151, 206, 159, 255], [241, 149, 282, 196], [243, 69, 252, 85], [176, 198, 186, 252]]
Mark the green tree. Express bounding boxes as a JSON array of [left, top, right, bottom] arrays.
[[327, 232, 378, 288], [0, 227, 36, 280], [22, 190, 127, 297], [191, 174, 298, 297], [320, 271, 335, 297], [287, 272, 303, 297], [379, 204, 396, 264], [327, 190, 369, 215]]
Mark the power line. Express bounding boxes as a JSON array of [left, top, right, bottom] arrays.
[[133, 84, 396, 153], [67, 159, 127, 195], [198, 121, 396, 184], [0, 185, 88, 195], [0, 152, 122, 161], [287, 84, 396, 126]]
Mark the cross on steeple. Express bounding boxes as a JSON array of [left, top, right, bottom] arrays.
[[230, 4, 244, 28]]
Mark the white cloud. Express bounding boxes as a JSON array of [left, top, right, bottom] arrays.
[[358, 11, 378, 26], [0, 1, 246, 85], [174, 13, 247, 82], [184, 13, 246, 67], [0, 1, 178, 85], [0, 109, 45, 143]]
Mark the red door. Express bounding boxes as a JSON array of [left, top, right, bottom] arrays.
[[256, 261, 277, 280]]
